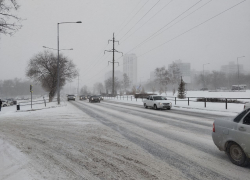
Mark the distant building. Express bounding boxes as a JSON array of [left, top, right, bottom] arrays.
[[168, 60, 191, 83], [123, 53, 137, 86], [105, 70, 123, 81], [221, 61, 244, 75]]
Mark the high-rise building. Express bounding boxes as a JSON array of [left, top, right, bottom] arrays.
[[123, 54, 137, 86], [221, 61, 244, 75]]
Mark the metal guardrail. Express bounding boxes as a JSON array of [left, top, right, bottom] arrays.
[[103, 95, 250, 110]]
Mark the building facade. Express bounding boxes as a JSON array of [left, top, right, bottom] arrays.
[[123, 54, 137, 86], [168, 60, 191, 83], [220, 61, 244, 75]]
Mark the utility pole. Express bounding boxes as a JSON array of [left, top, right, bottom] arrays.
[[104, 33, 123, 96], [236, 56, 245, 90], [77, 73, 79, 96]]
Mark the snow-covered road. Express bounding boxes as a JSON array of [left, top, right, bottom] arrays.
[[0, 100, 249, 179]]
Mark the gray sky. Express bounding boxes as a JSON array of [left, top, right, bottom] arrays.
[[0, 0, 249, 89]]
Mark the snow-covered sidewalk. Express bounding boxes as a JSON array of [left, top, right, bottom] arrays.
[[104, 94, 247, 116]]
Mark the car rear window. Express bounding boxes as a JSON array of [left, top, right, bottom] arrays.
[[234, 109, 250, 123]]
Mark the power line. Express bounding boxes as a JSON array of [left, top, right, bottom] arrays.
[[125, 0, 202, 54], [81, 53, 111, 79], [116, 0, 150, 37], [137, 0, 246, 58], [79, 43, 110, 78], [84, 65, 109, 86], [119, 0, 161, 41], [115, 0, 143, 35], [121, 0, 175, 43], [135, 0, 214, 47]]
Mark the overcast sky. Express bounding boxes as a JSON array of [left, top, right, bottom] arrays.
[[0, 0, 249, 89]]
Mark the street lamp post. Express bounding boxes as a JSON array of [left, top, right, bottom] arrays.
[[203, 63, 209, 88], [236, 56, 245, 90], [57, 21, 81, 105]]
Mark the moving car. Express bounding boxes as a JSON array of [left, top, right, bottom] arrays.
[[212, 108, 250, 166], [79, 95, 87, 100], [96, 95, 104, 101], [89, 95, 101, 103], [143, 95, 172, 110], [67, 95, 76, 101]]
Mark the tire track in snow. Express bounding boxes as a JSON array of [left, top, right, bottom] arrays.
[[72, 101, 232, 180]]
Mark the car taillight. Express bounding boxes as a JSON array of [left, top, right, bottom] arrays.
[[213, 122, 215, 132]]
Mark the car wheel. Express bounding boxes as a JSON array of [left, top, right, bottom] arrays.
[[144, 103, 148, 108], [226, 142, 249, 167], [3, 104, 7, 107], [154, 104, 158, 110]]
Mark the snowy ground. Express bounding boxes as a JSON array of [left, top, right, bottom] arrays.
[[0, 94, 249, 179]]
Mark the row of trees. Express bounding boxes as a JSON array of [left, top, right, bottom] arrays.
[[193, 72, 250, 90], [142, 63, 181, 95], [78, 73, 132, 96], [0, 78, 45, 97]]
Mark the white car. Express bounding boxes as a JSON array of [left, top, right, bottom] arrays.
[[143, 95, 172, 110], [244, 102, 250, 109], [212, 108, 250, 166]]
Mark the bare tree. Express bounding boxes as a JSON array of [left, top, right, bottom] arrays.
[[154, 66, 170, 94], [80, 85, 88, 95], [104, 77, 120, 95], [122, 73, 130, 92], [26, 51, 78, 102], [168, 62, 181, 94], [0, 0, 22, 36], [93, 82, 104, 94], [131, 86, 136, 95]]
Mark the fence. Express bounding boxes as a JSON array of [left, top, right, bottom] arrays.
[[17, 97, 58, 110], [103, 95, 250, 110]]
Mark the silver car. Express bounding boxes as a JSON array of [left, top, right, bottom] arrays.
[[212, 108, 250, 166], [67, 95, 76, 101]]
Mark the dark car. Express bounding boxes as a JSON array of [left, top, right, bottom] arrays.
[[200, 88, 208, 91], [89, 96, 101, 103], [96, 95, 104, 101], [79, 95, 87, 100]]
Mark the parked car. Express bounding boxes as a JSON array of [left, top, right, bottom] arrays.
[[1, 100, 10, 107], [89, 95, 101, 103], [6, 98, 16, 105], [244, 102, 250, 109], [143, 95, 172, 110], [200, 88, 208, 91], [212, 108, 250, 166], [67, 95, 76, 101], [79, 95, 87, 100]]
